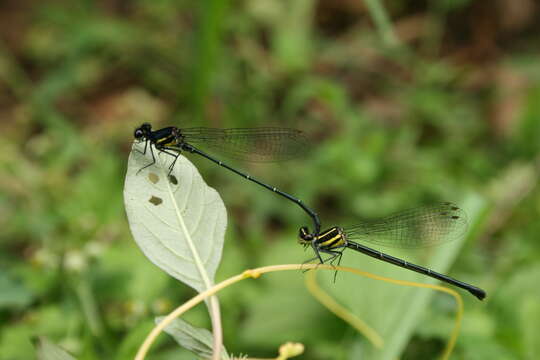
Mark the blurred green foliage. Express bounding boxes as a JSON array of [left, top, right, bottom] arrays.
[[1, 0, 539, 359]]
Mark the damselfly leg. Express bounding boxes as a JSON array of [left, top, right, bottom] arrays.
[[134, 140, 156, 175], [135, 142, 180, 176]]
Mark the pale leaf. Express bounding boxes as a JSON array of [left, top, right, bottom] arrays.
[[155, 317, 230, 360], [124, 143, 227, 292], [34, 337, 76, 360]]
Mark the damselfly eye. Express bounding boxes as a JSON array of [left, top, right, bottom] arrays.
[[134, 129, 144, 139]]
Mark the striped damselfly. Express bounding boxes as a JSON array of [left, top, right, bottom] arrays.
[[298, 202, 486, 300], [133, 123, 321, 235]]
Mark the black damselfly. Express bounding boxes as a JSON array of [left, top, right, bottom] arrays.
[[133, 123, 321, 235], [298, 202, 486, 300]]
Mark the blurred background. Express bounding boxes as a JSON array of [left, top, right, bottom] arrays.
[[1, 1, 539, 359]]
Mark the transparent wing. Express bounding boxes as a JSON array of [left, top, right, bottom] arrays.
[[180, 127, 309, 162], [343, 202, 468, 248]]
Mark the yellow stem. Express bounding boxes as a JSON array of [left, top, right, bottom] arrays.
[[304, 270, 384, 348], [134, 264, 463, 360]]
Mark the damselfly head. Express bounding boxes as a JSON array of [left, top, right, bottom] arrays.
[[298, 226, 313, 243], [134, 123, 152, 140]]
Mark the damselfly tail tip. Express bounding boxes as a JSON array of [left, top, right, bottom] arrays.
[[469, 287, 487, 301], [298, 226, 313, 244]]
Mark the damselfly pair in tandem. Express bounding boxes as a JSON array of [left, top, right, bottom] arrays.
[[132, 123, 486, 300]]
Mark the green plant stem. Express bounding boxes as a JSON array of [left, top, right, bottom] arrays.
[[364, 0, 400, 47]]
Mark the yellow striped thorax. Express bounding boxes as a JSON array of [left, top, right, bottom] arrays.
[[298, 226, 347, 249], [154, 127, 182, 147]]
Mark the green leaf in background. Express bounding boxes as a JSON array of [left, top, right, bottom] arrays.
[[496, 264, 540, 359], [271, 0, 314, 72], [0, 272, 34, 309], [123, 143, 227, 292], [156, 317, 230, 360], [34, 336, 76, 360], [521, 297, 540, 359]]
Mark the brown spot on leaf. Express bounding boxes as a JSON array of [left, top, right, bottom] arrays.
[[148, 173, 159, 184], [149, 196, 163, 206], [169, 175, 178, 185]]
